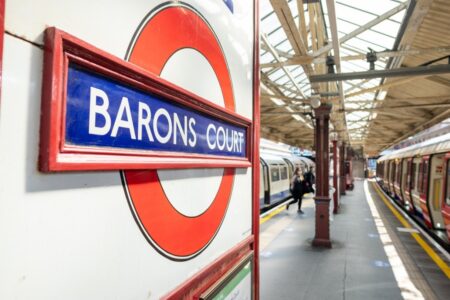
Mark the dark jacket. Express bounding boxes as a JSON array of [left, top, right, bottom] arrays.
[[290, 175, 307, 198], [304, 170, 315, 193], [304, 170, 315, 185]]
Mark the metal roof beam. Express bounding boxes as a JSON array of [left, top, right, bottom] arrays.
[[297, 0, 309, 51], [262, 33, 306, 98], [261, 93, 307, 102], [310, 64, 450, 82], [261, 47, 450, 69], [269, 0, 308, 55], [341, 102, 450, 112], [345, 76, 424, 98], [313, 1, 410, 57]]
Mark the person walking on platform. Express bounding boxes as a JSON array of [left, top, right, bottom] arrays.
[[287, 167, 307, 213], [304, 166, 315, 194]]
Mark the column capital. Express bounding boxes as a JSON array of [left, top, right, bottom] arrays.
[[313, 103, 332, 118]]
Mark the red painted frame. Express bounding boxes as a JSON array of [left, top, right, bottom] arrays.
[[39, 27, 252, 172], [251, 0, 261, 297], [160, 0, 260, 298], [162, 237, 254, 299]]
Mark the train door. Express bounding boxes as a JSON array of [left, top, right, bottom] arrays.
[[419, 157, 433, 228], [383, 160, 390, 190], [260, 159, 270, 205], [389, 160, 396, 196], [401, 158, 411, 208], [394, 159, 402, 201], [282, 158, 294, 180], [410, 158, 422, 215], [427, 154, 446, 230], [442, 154, 450, 239], [383, 161, 389, 188], [260, 160, 267, 206]]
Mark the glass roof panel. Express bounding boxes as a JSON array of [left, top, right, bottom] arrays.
[[267, 28, 287, 45], [276, 76, 291, 85], [338, 0, 401, 16], [268, 69, 285, 81], [389, 10, 407, 23], [260, 0, 274, 17], [260, 0, 409, 142], [260, 52, 275, 64], [277, 40, 294, 52]]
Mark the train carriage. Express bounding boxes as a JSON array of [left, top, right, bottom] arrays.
[[259, 140, 315, 209], [377, 133, 450, 240], [259, 153, 290, 208]]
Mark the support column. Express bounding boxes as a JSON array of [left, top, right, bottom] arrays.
[[339, 142, 346, 195], [312, 103, 332, 248], [332, 139, 339, 214]]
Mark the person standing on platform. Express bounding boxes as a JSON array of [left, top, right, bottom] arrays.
[[304, 166, 315, 194], [287, 167, 306, 213]]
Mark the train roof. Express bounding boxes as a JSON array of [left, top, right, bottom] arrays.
[[377, 132, 450, 162], [299, 156, 315, 167], [260, 152, 287, 165]]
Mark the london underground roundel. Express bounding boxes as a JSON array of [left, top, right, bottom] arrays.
[[121, 3, 236, 261]]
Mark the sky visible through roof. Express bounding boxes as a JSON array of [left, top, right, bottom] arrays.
[[260, 0, 408, 143]]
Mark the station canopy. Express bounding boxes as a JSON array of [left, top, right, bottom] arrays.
[[260, 0, 450, 156]]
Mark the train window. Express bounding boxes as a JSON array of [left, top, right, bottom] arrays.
[[422, 160, 429, 194], [411, 163, 416, 189], [396, 163, 401, 184], [446, 161, 450, 206], [270, 166, 280, 182], [406, 162, 411, 188], [418, 162, 423, 193], [391, 163, 396, 183], [280, 166, 288, 180]]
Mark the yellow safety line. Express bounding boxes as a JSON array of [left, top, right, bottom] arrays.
[[260, 205, 286, 225], [372, 182, 450, 279]]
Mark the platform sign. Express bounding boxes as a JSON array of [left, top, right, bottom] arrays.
[[65, 65, 247, 158], [2, 0, 258, 299], [39, 27, 251, 172]]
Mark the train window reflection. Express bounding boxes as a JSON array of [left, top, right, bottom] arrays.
[[270, 165, 280, 182], [280, 166, 288, 180], [423, 161, 429, 194], [418, 162, 423, 193], [411, 163, 416, 190]]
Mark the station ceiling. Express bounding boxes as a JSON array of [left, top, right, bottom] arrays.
[[260, 0, 450, 156]]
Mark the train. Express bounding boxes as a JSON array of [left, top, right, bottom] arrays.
[[259, 140, 315, 210], [376, 133, 450, 242]]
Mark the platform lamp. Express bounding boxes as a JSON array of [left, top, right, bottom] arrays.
[[310, 95, 321, 109]]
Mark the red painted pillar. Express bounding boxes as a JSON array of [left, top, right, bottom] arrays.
[[332, 139, 339, 214], [312, 103, 332, 248], [339, 142, 346, 196]]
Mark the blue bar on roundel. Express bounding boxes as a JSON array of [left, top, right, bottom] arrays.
[[65, 64, 247, 158]]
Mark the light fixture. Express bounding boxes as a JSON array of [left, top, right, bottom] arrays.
[[310, 95, 321, 109]]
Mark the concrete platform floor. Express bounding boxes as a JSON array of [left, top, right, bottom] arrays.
[[259, 179, 450, 300]]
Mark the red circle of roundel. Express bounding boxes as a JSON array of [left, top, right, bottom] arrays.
[[122, 4, 235, 260]]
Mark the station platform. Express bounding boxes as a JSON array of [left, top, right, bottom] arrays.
[[259, 180, 450, 300]]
